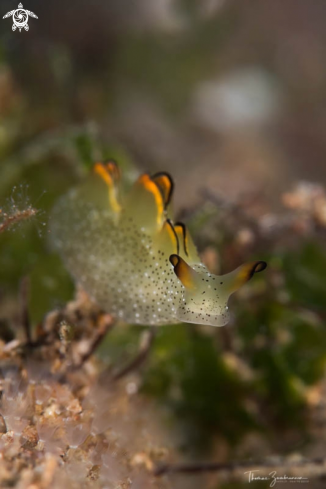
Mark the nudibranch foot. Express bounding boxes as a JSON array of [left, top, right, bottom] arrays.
[[50, 161, 267, 327]]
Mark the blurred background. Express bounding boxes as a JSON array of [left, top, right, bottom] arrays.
[[1, 0, 326, 487]]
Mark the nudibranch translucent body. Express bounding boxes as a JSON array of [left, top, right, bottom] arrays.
[[50, 162, 266, 327]]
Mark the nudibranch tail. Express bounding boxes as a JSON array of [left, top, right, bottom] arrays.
[[50, 161, 267, 327]]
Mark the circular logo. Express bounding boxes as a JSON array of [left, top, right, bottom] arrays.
[[13, 9, 28, 28]]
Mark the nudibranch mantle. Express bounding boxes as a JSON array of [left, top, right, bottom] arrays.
[[50, 162, 266, 327]]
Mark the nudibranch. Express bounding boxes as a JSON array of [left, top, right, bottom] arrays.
[[50, 161, 266, 327]]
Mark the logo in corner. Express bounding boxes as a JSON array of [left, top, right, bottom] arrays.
[[3, 3, 38, 32]]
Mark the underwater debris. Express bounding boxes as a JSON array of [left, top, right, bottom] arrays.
[[0, 291, 173, 489], [0, 185, 39, 234]]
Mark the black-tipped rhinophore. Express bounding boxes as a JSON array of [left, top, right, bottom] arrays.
[[249, 261, 267, 279], [169, 254, 179, 267]]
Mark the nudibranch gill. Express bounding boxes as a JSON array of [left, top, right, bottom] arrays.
[[50, 161, 267, 327]]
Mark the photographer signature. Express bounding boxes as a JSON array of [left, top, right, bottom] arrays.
[[244, 469, 309, 487]]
